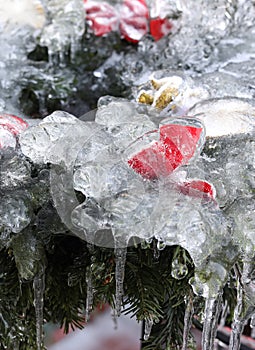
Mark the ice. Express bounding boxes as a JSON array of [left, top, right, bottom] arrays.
[[152, 187, 238, 298], [144, 317, 154, 341], [85, 265, 94, 322], [188, 98, 255, 208], [33, 268, 45, 350], [114, 247, 127, 317], [85, 243, 95, 322], [20, 111, 96, 165], [202, 296, 222, 350], [0, 128, 16, 149], [229, 273, 246, 350], [0, 195, 31, 234], [182, 295, 194, 350], [40, 0, 85, 61], [171, 258, 188, 280], [0, 153, 31, 189], [189, 98, 255, 138]]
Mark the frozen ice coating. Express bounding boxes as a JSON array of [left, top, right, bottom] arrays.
[[40, 0, 85, 58], [189, 98, 255, 138], [20, 111, 96, 166], [0, 153, 31, 189], [187, 98, 255, 209], [152, 188, 238, 298], [0, 195, 31, 234]]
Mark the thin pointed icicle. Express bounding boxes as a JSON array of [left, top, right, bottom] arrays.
[[229, 262, 255, 350], [229, 271, 246, 350], [85, 243, 95, 322], [33, 268, 45, 350], [85, 265, 94, 322], [114, 247, 127, 317], [220, 300, 229, 327], [182, 294, 194, 350], [144, 318, 154, 340], [202, 295, 222, 350], [111, 302, 119, 330]]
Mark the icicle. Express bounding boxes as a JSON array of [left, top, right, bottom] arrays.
[[157, 239, 166, 251], [33, 267, 45, 350], [144, 318, 154, 340], [202, 295, 222, 350], [229, 261, 255, 350], [114, 247, 127, 317], [85, 243, 95, 322], [111, 303, 118, 330], [251, 314, 255, 328], [251, 314, 255, 338], [182, 294, 194, 350], [229, 274, 245, 350], [85, 264, 94, 322], [153, 239, 160, 260], [219, 300, 229, 327]]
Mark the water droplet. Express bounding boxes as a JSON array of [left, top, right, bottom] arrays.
[[171, 258, 188, 280]]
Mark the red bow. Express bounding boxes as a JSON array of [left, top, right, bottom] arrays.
[[84, 0, 172, 43], [128, 121, 215, 200]]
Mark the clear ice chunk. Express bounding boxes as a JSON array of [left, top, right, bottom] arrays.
[[0, 195, 31, 234], [40, 0, 85, 60]]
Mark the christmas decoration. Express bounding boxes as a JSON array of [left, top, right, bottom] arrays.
[[84, 0, 172, 43]]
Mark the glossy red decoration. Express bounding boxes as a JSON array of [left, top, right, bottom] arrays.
[[128, 122, 215, 199], [150, 17, 172, 41], [178, 180, 215, 199], [128, 123, 203, 180], [84, 0, 172, 42], [84, 1, 118, 36]]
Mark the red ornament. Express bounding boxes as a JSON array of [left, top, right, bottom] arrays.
[[127, 121, 215, 199], [150, 17, 173, 41], [84, 1, 118, 36], [84, 0, 172, 42], [122, 0, 149, 19], [178, 180, 216, 199], [128, 123, 203, 180], [120, 16, 148, 43]]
